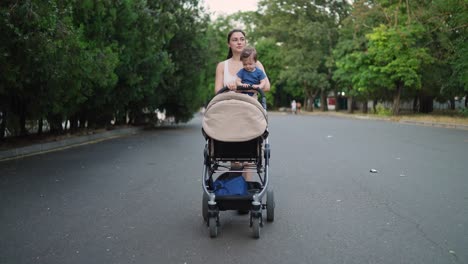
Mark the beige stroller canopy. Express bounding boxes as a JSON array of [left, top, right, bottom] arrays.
[[203, 92, 268, 142]]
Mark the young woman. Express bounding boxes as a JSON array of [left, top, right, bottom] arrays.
[[213, 29, 270, 183], [214, 29, 270, 93]]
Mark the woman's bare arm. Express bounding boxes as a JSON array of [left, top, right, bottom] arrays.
[[215, 62, 224, 93], [236, 77, 244, 87]]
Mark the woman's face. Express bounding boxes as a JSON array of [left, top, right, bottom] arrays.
[[229, 32, 246, 54]]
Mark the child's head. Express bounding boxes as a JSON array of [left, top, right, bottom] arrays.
[[240, 46, 258, 72]]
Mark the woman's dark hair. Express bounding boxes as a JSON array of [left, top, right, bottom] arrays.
[[226, 29, 246, 59]]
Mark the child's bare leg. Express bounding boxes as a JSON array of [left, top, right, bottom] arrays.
[[242, 162, 255, 181], [231, 161, 243, 170]]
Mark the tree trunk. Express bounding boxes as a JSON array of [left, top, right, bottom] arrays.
[[420, 96, 434, 113], [38, 118, 43, 135], [48, 114, 63, 134], [305, 96, 312, 111], [465, 93, 468, 107], [320, 89, 328, 111], [19, 107, 27, 136], [347, 96, 354, 114], [305, 89, 320, 112], [335, 94, 341, 112], [413, 96, 419, 113], [373, 99, 378, 113], [69, 116, 78, 132], [362, 100, 368, 114], [79, 114, 87, 129], [0, 109, 6, 139], [392, 82, 402, 115], [449, 98, 455, 110]]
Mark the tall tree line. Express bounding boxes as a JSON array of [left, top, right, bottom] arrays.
[[0, 0, 210, 138], [212, 0, 467, 114], [332, 0, 467, 114], [2, 0, 467, 140]]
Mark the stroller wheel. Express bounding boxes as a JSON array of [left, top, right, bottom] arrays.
[[202, 192, 209, 223], [266, 189, 275, 222], [208, 217, 218, 238], [252, 217, 261, 239]]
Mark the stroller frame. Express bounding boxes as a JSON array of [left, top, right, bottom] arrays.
[[201, 86, 274, 239]]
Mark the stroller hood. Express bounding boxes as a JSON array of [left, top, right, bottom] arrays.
[[203, 92, 267, 142]]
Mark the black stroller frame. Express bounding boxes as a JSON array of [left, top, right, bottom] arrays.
[[202, 86, 274, 238]]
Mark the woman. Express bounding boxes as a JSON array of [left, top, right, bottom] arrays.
[[214, 29, 270, 183], [215, 29, 270, 93]]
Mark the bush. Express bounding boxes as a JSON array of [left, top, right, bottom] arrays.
[[375, 104, 392, 116], [458, 108, 468, 117]]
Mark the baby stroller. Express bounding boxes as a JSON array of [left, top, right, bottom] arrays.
[[201, 86, 274, 238]]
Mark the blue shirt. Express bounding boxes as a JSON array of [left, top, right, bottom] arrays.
[[237, 67, 266, 86]]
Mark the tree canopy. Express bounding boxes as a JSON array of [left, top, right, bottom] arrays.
[[1, 0, 467, 138], [1, 0, 210, 137]]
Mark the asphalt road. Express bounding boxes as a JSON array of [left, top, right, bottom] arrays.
[[1, 113, 467, 264]]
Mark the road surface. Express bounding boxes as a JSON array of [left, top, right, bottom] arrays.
[[1, 113, 466, 264]]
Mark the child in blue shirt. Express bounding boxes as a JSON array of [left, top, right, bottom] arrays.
[[236, 46, 266, 95]]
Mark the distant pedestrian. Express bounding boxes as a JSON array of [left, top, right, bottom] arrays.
[[291, 100, 297, 114], [296, 102, 302, 113]]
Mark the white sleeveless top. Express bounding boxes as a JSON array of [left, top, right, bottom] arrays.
[[223, 59, 237, 86]]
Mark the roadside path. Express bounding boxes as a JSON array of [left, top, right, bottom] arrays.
[[0, 127, 143, 161], [295, 111, 468, 130]]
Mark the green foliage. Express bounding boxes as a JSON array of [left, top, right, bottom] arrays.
[[255, 37, 283, 106], [1, 0, 468, 137], [1, 0, 210, 136], [254, 0, 351, 109], [459, 108, 468, 117], [161, 1, 211, 122], [332, 0, 465, 115], [366, 24, 432, 89], [375, 103, 392, 116], [366, 23, 432, 115], [200, 16, 237, 102]]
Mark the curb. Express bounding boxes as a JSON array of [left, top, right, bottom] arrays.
[[272, 111, 468, 131], [341, 114, 468, 130], [0, 127, 143, 161], [398, 120, 468, 130]]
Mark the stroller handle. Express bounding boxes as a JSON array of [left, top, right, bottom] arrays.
[[217, 85, 267, 110]]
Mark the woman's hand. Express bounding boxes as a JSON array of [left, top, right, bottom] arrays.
[[226, 82, 237, 91]]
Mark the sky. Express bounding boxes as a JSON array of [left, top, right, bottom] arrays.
[[203, 0, 260, 18]]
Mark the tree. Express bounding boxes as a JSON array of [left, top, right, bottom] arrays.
[[256, 0, 351, 111], [334, 0, 442, 115], [333, 0, 384, 112], [0, 0, 103, 135], [365, 24, 433, 115], [160, 0, 211, 122], [255, 37, 283, 107], [70, 0, 122, 127]]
